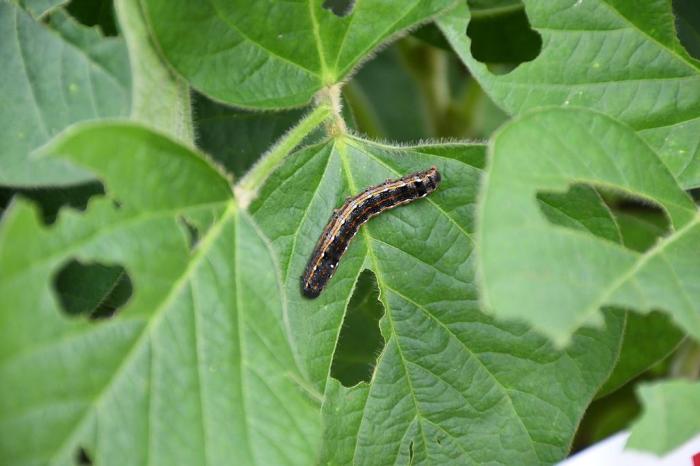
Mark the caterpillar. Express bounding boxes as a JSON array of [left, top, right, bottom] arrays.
[[301, 166, 442, 298]]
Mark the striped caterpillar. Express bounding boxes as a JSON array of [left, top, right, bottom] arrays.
[[301, 166, 442, 298]]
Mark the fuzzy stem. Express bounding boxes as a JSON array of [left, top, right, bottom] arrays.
[[315, 84, 347, 137], [235, 104, 332, 206]]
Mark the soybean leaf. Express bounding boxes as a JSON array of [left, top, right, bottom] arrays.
[[477, 107, 700, 346], [141, 0, 457, 109], [616, 210, 670, 253], [52, 260, 130, 318], [113, 0, 192, 143], [250, 137, 624, 464], [536, 185, 683, 396], [674, 0, 700, 59], [66, 0, 118, 36], [437, 0, 700, 189], [329, 269, 384, 387], [16, 0, 66, 18], [344, 46, 431, 141], [598, 311, 683, 397], [0, 123, 320, 466], [193, 93, 308, 177], [465, 0, 541, 64], [0, 4, 130, 187], [627, 380, 700, 454], [597, 211, 684, 397], [0, 181, 103, 223]]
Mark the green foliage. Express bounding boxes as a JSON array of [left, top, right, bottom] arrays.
[[251, 138, 623, 464], [1, 0, 699, 464], [16, 0, 66, 18], [628, 380, 700, 454], [0, 2, 130, 186], [141, 0, 457, 108], [0, 123, 320, 466], [438, 0, 700, 189], [193, 94, 308, 178], [478, 107, 699, 345]]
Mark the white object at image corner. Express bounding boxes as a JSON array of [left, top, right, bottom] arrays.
[[560, 432, 700, 466]]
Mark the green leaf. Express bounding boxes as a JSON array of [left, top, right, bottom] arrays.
[[596, 211, 685, 396], [52, 260, 131, 318], [193, 93, 308, 177], [674, 0, 700, 59], [0, 181, 103, 224], [16, 0, 66, 18], [0, 123, 320, 466], [469, 0, 521, 10], [141, 0, 457, 109], [598, 312, 683, 397], [627, 380, 700, 454], [537, 185, 621, 244], [537, 186, 684, 397], [113, 0, 193, 143], [616, 210, 669, 252], [344, 46, 432, 141], [437, 0, 700, 189], [466, 0, 541, 64], [477, 107, 700, 346], [329, 269, 384, 387], [0, 4, 131, 187], [66, 0, 118, 36], [250, 136, 624, 464]]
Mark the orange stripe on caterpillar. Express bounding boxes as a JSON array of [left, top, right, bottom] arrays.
[[301, 166, 441, 299]]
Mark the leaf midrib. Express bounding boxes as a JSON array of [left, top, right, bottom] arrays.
[[346, 137, 475, 243], [206, 0, 320, 77], [47, 203, 237, 464], [3, 200, 229, 286], [598, 0, 699, 69], [336, 139, 541, 462]]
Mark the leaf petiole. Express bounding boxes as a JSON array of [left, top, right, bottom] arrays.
[[235, 103, 332, 207]]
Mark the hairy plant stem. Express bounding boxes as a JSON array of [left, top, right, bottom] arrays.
[[315, 84, 347, 137], [114, 0, 194, 144], [235, 103, 332, 207]]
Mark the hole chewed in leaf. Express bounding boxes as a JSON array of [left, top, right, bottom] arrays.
[[178, 215, 201, 250], [0, 181, 104, 224], [537, 184, 622, 244], [75, 446, 93, 465], [54, 260, 133, 320], [537, 184, 672, 252], [671, 0, 700, 60], [608, 195, 672, 253], [322, 0, 355, 17], [330, 270, 385, 387], [466, 0, 542, 74], [691, 187, 700, 202]]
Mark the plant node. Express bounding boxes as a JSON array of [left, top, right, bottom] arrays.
[[315, 84, 347, 137]]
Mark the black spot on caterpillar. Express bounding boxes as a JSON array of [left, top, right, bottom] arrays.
[[301, 166, 442, 299]]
